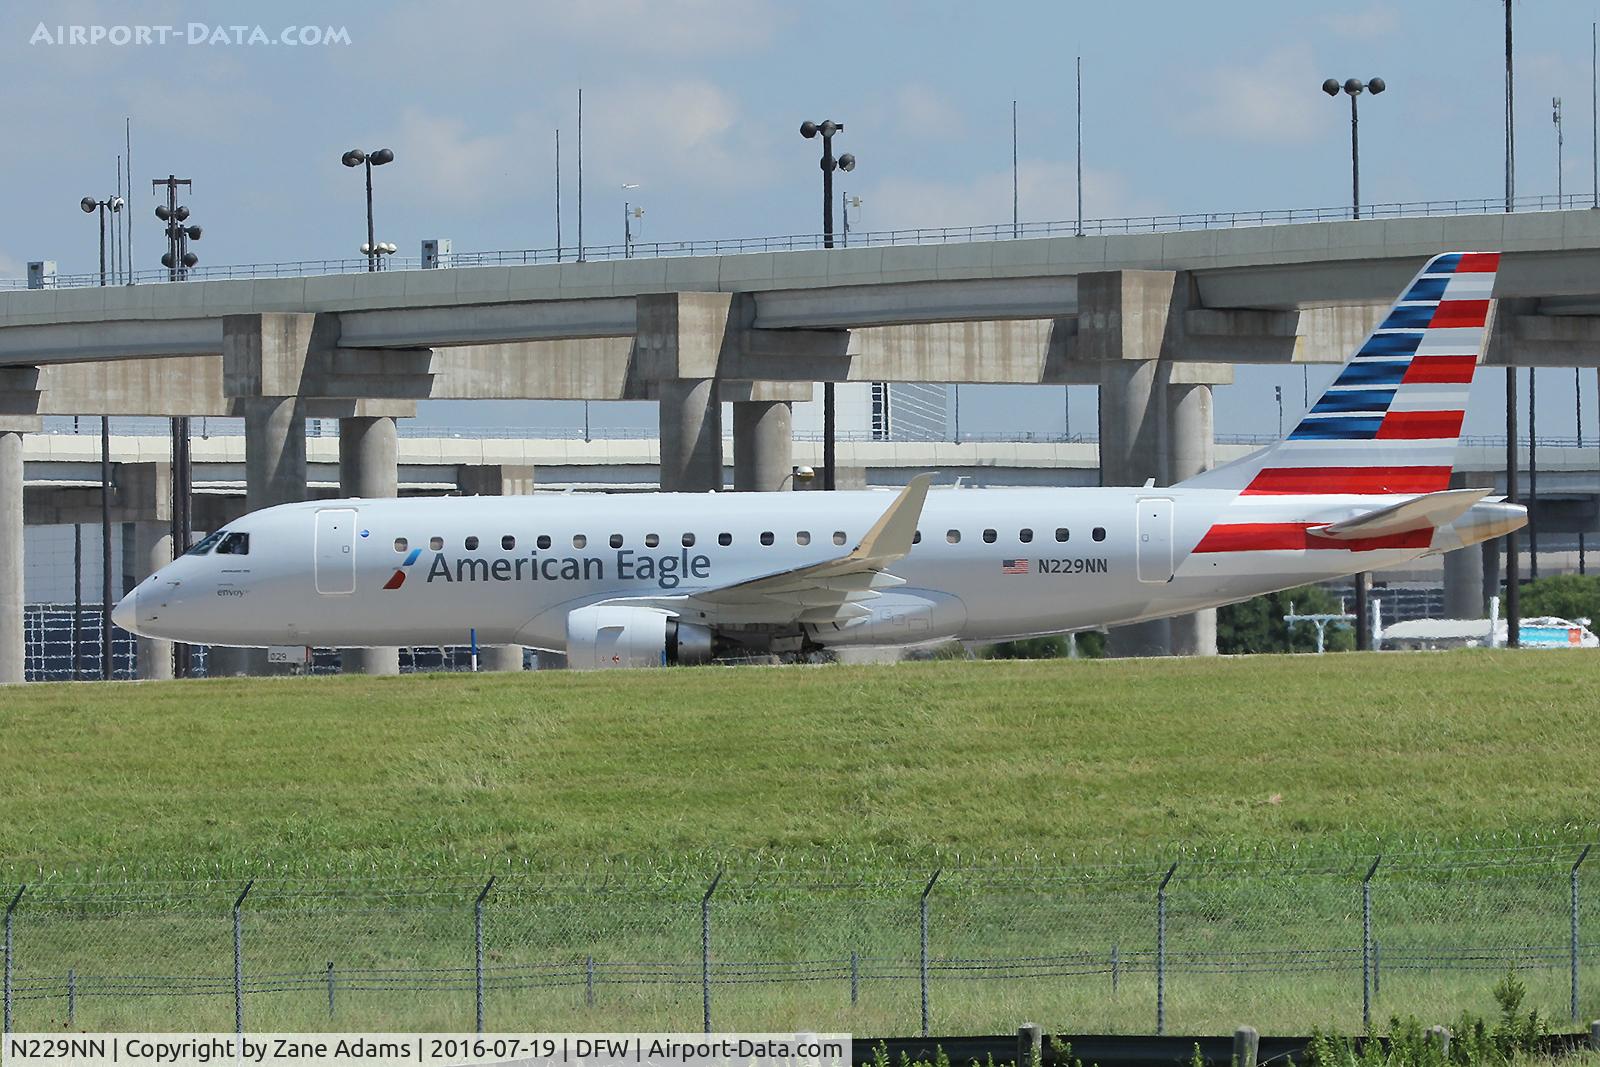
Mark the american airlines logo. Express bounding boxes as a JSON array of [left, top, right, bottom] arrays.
[[383, 548, 422, 590]]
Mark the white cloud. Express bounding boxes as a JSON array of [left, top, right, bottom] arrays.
[[1183, 45, 1325, 146], [1320, 4, 1400, 40], [863, 161, 1165, 232]]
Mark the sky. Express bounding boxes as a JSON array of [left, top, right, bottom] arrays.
[[4, 0, 1600, 441]]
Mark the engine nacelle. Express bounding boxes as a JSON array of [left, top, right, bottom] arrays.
[[565, 605, 714, 670]]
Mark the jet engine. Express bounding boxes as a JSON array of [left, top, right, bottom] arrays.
[[565, 605, 715, 669]]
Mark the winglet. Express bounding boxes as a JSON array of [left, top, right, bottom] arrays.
[[849, 473, 933, 565]]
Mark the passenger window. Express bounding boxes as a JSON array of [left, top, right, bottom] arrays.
[[430, 536, 444, 551], [393, 537, 408, 553], [946, 530, 961, 544], [1092, 527, 1107, 542], [573, 534, 587, 549], [537, 535, 551, 550], [1055, 528, 1070, 542], [833, 531, 847, 546], [796, 531, 811, 546], [216, 532, 250, 556], [501, 535, 516, 550], [760, 531, 774, 546], [982, 529, 997, 543], [645, 533, 660, 548], [1019, 528, 1034, 543], [682, 533, 696, 547], [610, 534, 624, 549], [718, 532, 732, 547], [465, 536, 480, 551]]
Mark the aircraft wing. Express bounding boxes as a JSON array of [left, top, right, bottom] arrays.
[[618, 474, 933, 627], [1309, 487, 1491, 541]]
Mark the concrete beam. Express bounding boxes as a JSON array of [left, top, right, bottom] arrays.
[[339, 296, 637, 348], [1485, 301, 1600, 366], [0, 318, 221, 365]]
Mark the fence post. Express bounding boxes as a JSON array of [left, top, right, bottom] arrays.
[[474, 877, 494, 1034], [1111, 944, 1120, 995], [1017, 1023, 1042, 1067], [67, 970, 76, 1029], [701, 870, 722, 1035], [325, 962, 335, 1018], [1573, 846, 1590, 1023], [1157, 863, 1176, 1036], [232, 880, 252, 1036], [585, 955, 595, 1008], [850, 950, 859, 1006], [1233, 1026, 1259, 1067], [1362, 856, 1380, 1031], [920, 869, 940, 1038], [4, 886, 22, 1034]]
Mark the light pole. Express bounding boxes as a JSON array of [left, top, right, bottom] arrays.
[[153, 175, 201, 676], [361, 240, 398, 269], [81, 193, 123, 679], [1555, 96, 1565, 202], [1322, 77, 1385, 219], [622, 184, 642, 257], [800, 120, 856, 491], [341, 147, 395, 271], [842, 193, 862, 246]]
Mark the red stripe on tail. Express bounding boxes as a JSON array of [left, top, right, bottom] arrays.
[[1403, 355, 1478, 385], [1429, 300, 1490, 329], [1194, 523, 1434, 553], [1242, 466, 1454, 495], [1376, 411, 1465, 439]]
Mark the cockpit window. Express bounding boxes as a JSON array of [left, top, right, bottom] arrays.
[[185, 531, 227, 557], [215, 532, 250, 556]]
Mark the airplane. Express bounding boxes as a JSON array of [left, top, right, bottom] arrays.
[[114, 251, 1528, 669]]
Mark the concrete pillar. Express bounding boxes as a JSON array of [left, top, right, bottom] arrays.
[[1097, 360, 1164, 489], [1444, 546, 1487, 618], [0, 431, 23, 684], [339, 416, 399, 677], [479, 645, 524, 672], [238, 398, 308, 675], [133, 521, 174, 680], [245, 397, 308, 510], [732, 400, 793, 491], [659, 379, 722, 492], [1166, 380, 1218, 657], [1100, 360, 1170, 658]]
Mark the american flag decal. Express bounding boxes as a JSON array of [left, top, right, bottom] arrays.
[[1001, 559, 1030, 574]]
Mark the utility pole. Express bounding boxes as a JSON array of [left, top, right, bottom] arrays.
[[153, 175, 199, 675], [1504, 0, 1521, 646]]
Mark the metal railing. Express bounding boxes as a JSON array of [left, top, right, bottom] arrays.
[[6, 193, 1595, 291], [1, 846, 1594, 1036]]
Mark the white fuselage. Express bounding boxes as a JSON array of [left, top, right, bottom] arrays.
[[117, 485, 1462, 654]]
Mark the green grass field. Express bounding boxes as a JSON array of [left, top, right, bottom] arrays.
[[2, 651, 1596, 876], [1, 651, 1597, 1036]]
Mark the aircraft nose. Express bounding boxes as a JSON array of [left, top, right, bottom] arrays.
[[111, 588, 139, 634]]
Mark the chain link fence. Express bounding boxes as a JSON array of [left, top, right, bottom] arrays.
[[3, 847, 1595, 1036]]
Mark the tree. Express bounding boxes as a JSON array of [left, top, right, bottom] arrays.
[[1518, 574, 1600, 626], [1216, 585, 1356, 654]]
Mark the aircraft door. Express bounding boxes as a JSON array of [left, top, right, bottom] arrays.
[[315, 508, 358, 594], [1136, 498, 1174, 583]]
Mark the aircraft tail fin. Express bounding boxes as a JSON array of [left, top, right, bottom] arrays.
[[1178, 251, 1499, 494]]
